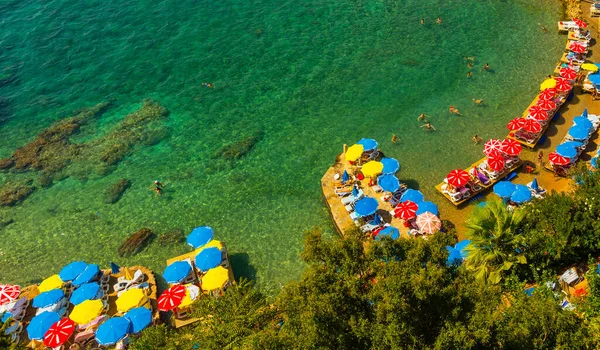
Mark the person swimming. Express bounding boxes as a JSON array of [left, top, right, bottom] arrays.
[[149, 180, 165, 198], [420, 122, 436, 131], [391, 134, 398, 143], [449, 106, 462, 115], [421, 18, 425, 25], [472, 134, 482, 144], [201, 82, 215, 88], [436, 17, 442, 24], [417, 113, 428, 121], [483, 63, 490, 71], [467, 71, 472, 78], [472, 98, 484, 105]]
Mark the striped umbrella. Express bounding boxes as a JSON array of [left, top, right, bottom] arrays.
[[483, 139, 503, 156], [501, 139, 522, 156], [446, 169, 470, 187], [559, 67, 578, 80], [158, 285, 186, 312], [536, 98, 556, 111], [43, 318, 75, 348], [554, 77, 572, 92], [394, 200, 418, 220], [522, 119, 541, 133], [507, 118, 526, 131], [0, 285, 20, 306], [416, 212, 441, 234], [548, 152, 571, 166], [539, 88, 557, 100], [528, 105, 548, 120], [569, 41, 586, 53], [573, 18, 588, 28], [487, 151, 505, 172]]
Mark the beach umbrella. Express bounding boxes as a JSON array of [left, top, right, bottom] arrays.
[[446, 169, 470, 187], [59, 261, 87, 282], [530, 178, 540, 191], [560, 67, 578, 80], [194, 240, 224, 255], [341, 170, 350, 184], [0, 285, 20, 306], [187, 226, 214, 249], [69, 299, 104, 325], [38, 275, 64, 293], [416, 201, 439, 216], [582, 108, 589, 118], [455, 240, 472, 259], [446, 246, 463, 265], [483, 139, 503, 155], [560, 140, 584, 148], [536, 98, 556, 111], [493, 181, 516, 198], [573, 18, 588, 28], [573, 116, 594, 129], [377, 174, 400, 193], [110, 262, 121, 275], [554, 77, 572, 92], [357, 138, 378, 151], [394, 200, 418, 220], [345, 144, 364, 162], [196, 247, 223, 273], [380, 157, 400, 174], [43, 318, 75, 348], [27, 311, 61, 340], [582, 63, 599, 72], [416, 212, 441, 234], [569, 41, 586, 53], [375, 226, 400, 240], [162, 261, 192, 284], [511, 184, 532, 204], [371, 214, 382, 226], [540, 78, 557, 90], [486, 151, 505, 172], [116, 288, 147, 313], [351, 184, 359, 197], [95, 317, 131, 346], [124, 307, 152, 333], [522, 119, 541, 133], [354, 197, 378, 217], [501, 139, 522, 156], [158, 285, 187, 311], [72, 264, 100, 287], [401, 189, 424, 204], [589, 73, 600, 85], [201, 266, 230, 292], [178, 286, 197, 309], [539, 88, 557, 100], [548, 152, 571, 166], [556, 143, 578, 159], [70, 282, 101, 306], [33, 289, 64, 308], [592, 156, 598, 169], [362, 161, 383, 178], [568, 124, 590, 140], [507, 118, 526, 131], [528, 105, 548, 120]]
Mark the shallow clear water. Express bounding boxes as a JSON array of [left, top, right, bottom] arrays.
[[0, 0, 564, 292]]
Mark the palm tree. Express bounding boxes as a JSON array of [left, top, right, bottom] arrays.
[[464, 199, 527, 284]]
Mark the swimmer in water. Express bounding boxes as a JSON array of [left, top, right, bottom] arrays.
[[391, 134, 398, 143], [421, 18, 425, 25], [436, 17, 442, 24], [420, 122, 436, 131], [472, 134, 482, 144], [149, 180, 165, 198], [417, 113, 429, 122], [472, 98, 484, 105]]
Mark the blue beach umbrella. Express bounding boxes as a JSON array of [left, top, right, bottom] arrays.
[[375, 226, 399, 240], [511, 184, 532, 204], [371, 214, 382, 225], [357, 138, 378, 151], [380, 157, 400, 174], [582, 108, 589, 118], [560, 140, 584, 148], [556, 144, 578, 159], [530, 178, 540, 190], [187, 226, 214, 248], [568, 124, 590, 140], [592, 157, 599, 169], [493, 181, 516, 198], [59, 261, 87, 281], [162, 261, 192, 284], [195, 247, 222, 273], [354, 197, 378, 217], [589, 73, 600, 85], [446, 246, 463, 266], [27, 311, 61, 340], [351, 184, 359, 197], [110, 262, 121, 275], [377, 174, 400, 192], [455, 240, 472, 259], [33, 289, 64, 308], [70, 282, 102, 306], [341, 170, 349, 184], [573, 117, 593, 130], [124, 307, 152, 333], [415, 201, 439, 216], [72, 264, 100, 287], [95, 316, 131, 346], [400, 189, 424, 204]]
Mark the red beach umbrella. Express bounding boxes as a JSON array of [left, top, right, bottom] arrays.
[[0, 284, 20, 305], [548, 152, 571, 166], [44, 318, 75, 348], [554, 77, 572, 92], [539, 88, 557, 100], [158, 285, 187, 311], [572, 18, 588, 28], [416, 212, 441, 234], [501, 139, 522, 156], [446, 169, 470, 187], [394, 200, 418, 220], [569, 41, 586, 53], [536, 98, 556, 111], [486, 151, 505, 172], [528, 105, 548, 120], [559, 67, 578, 80], [483, 139, 503, 155], [507, 118, 526, 131], [522, 119, 541, 133]]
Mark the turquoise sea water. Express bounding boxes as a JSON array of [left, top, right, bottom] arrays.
[[0, 0, 564, 292]]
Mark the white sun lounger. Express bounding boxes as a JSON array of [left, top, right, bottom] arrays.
[[341, 190, 364, 206]]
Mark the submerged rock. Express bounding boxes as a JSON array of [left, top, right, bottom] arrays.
[[0, 181, 35, 207], [213, 130, 263, 161], [118, 228, 154, 257], [104, 178, 131, 204], [158, 228, 184, 246]]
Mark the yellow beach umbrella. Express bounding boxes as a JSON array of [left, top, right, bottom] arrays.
[[194, 240, 223, 254], [201, 266, 229, 292], [540, 78, 557, 90], [38, 274, 64, 293], [70, 299, 104, 324], [362, 161, 383, 177], [116, 288, 147, 313], [582, 63, 599, 72], [345, 144, 364, 162]]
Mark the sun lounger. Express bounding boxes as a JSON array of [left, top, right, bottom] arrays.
[[70, 329, 96, 349], [335, 188, 352, 197], [441, 184, 463, 202], [340, 190, 364, 206], [114, 270, 145, 293], [558, 21, 579, 31], [592, 3, 600, 17], [117, 282, 150, 298], [76, 314, 108, 332], [8, 297, 29, 321], [350, 211, 361, 221], [360, 223, 381, 233]]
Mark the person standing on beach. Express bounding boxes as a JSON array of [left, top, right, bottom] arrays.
[[537, 151, 544, 166]]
